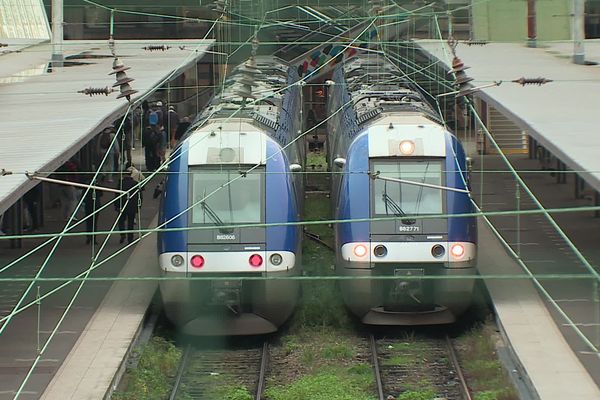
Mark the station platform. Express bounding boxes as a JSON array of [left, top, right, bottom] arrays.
[[415, 39, 600, 193], [478, 219, 600, 400], [0, 148, 161, 399], [474, 152, 600, 399], [34, 153, 600, 400], [40, 226, 157, 400]]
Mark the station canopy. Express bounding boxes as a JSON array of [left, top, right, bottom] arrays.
[[0, 38, 213, 214], [417, 39, 600, 193]]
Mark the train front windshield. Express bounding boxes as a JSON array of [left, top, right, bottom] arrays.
[[190, 167, 263, 225], [371, 160, 443, 216]]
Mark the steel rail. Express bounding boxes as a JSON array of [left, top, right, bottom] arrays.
[[169, 344, 192, 400], [445, 335, 472, 400], [255, 341, 269, 400], [369, 334, 385, 400]]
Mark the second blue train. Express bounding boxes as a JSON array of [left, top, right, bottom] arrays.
[[327, 55, 477, 325]]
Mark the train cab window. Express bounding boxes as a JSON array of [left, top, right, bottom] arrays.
[[371, 160, 443, 216], [190, 167, 263, 225]]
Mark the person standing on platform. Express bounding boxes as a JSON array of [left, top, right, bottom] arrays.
[[116, 169, 143, 245], [143, 111, 161, 172], [23, 184, 42, 232], [153, 101, 164, 127], [167, 105, 179, 148], [97, 127, 119, 183], [175, 116, 191, 143], [157, 124, 167, 165], [58, 159, 80, 221]]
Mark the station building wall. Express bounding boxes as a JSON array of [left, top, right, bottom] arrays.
[[472, 0, 571, 42]]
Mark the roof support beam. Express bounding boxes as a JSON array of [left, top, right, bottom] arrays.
[[51, 0, 64, 64]]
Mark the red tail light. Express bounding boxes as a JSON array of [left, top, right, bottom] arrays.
[[249, 254, 263, 267], [190, 255, 205, 268]]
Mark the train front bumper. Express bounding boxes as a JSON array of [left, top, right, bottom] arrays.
[[159, 268, 300, 335], [337, 241, 477, 325]]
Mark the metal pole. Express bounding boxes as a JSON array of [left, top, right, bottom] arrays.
[[36, 286, 41, 353], [594, 281, 599, 348], [527, 0, 537, 48], [573, 0, 585, 64], [516, 181, 521, 258], [110, 9, 115, 40], [51, 0, 64, 64]]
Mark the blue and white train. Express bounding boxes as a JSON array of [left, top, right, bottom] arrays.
[[327, 56, 477, 325], [158, 56, 304, 335]]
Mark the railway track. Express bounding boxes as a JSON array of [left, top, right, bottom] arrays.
[[169, 341, 269, 400], [370, 334, 472, 400]]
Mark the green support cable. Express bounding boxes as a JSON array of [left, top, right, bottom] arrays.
[[428, 20, 599, 357], [0, 16, 378, 331], [0, 5, 600, 388], [14, 186, 132, 399]]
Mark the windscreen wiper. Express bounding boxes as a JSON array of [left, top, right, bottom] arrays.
[[382, 192, 406, 217], [201, 201, 225, 225], [383, 183, 416, 225], [201, 201, 234, 234]]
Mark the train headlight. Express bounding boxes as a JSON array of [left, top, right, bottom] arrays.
[[170, 254, 184, 267], [249, 254, 263, 267], [373, 245, 387, 257], [190, 255, 205, 269], [270, 253, 283, 266], [450, 244, 465, 259], [399, 140, 415, 155], [431, 244, 445, 258], [353, 244, 368, 258]]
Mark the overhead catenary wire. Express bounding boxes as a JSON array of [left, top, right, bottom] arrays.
[[0, 4, 380, 355], [1, 203, 600, 243], [3, 1, 600, 385], [429, 16, 600, 358], [3, 12, 227, 397]]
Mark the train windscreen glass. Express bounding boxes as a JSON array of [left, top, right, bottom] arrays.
[[371, 160, 443, 216], [190, 167, 263, 225]]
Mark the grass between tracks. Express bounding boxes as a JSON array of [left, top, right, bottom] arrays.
[[264, 190, 377, 400], [112, 336, 181, 400], [454, 320, 519, 400], [114, 154, 518, 400]]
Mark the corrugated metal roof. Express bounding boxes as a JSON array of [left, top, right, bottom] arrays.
[[0, 39, 213, 214], [417, 39, 600, 192]]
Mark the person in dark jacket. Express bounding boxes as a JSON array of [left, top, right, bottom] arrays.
[[175, 116, 191, 142], [83, 184, 102, 245], [143, 112, 161, 172], [116, 172, 143, 244]]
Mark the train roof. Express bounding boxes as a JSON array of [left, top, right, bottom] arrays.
[[191, 56, 294, 134], [339, 55, 442, 125]]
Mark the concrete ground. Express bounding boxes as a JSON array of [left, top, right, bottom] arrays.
[[0, 149, 162, 399], [471, 151, 600, 387]]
